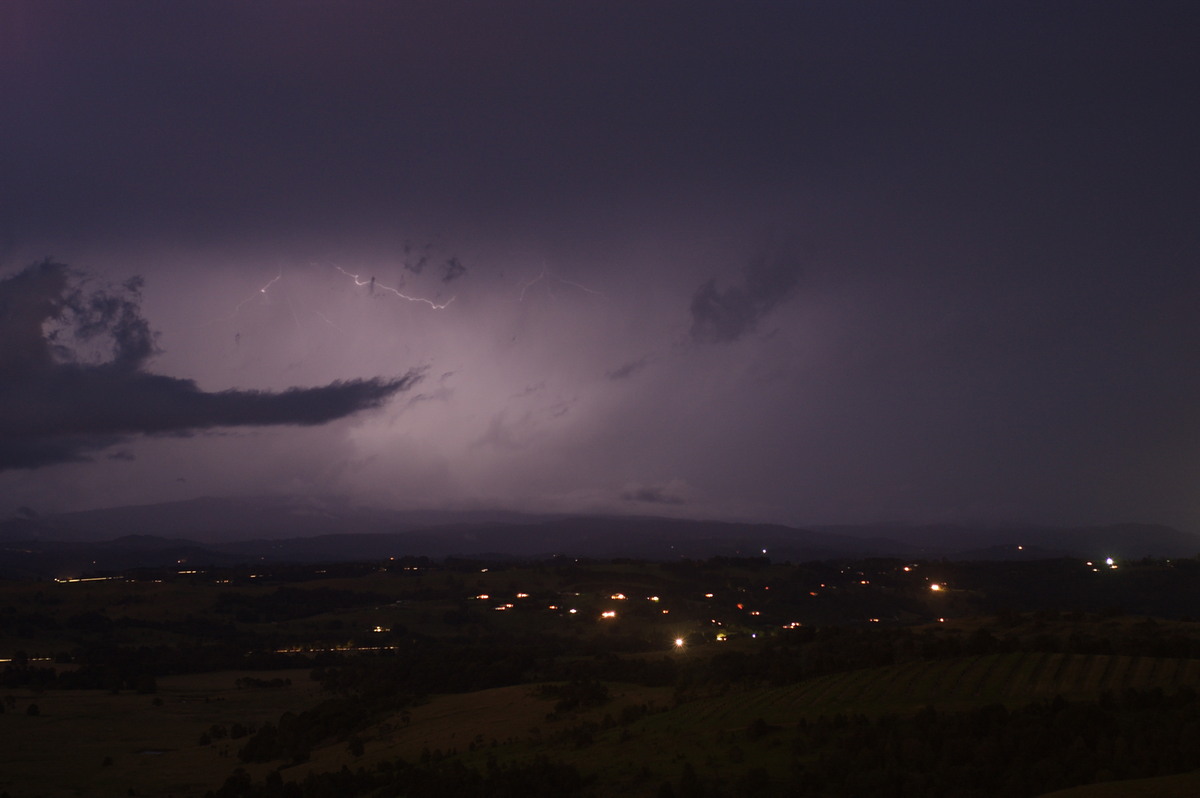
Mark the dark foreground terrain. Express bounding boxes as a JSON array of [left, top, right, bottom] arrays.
[[4, 552, 1200, 797]]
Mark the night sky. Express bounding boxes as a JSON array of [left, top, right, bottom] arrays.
[[2, 2, 1198, 531]]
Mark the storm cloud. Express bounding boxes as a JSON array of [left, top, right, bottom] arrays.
[[441, 257, 467, 283], [606, 356, 650, 381], [621, 482, 687, 506], [689, 253, 802, 344], [0, 261, 419, 469], [2, 3, 1198, 530]]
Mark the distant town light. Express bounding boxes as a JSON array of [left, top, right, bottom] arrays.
[[930, 583, 943, 592], [674, 638, 685, 648], [600, 610, 616, 618]]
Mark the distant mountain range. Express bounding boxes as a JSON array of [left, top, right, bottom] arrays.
[[1, 496, 1197, 578]]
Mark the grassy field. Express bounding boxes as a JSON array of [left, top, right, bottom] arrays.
[[8, 557, 1200, 797], [0, 668, 320, 797], [6, 651, 1200, 796], [1039, 770, 1200, 798], [655, 651, 1200, 729]]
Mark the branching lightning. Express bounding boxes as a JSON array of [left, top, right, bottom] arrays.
[[333, 266, 454, 310], [202, 268, 285, 331], [518, 265, 603, 301], [207, 261, 452, 342], [315, 311, 344, 332], [231, 268, 282, 315], [259, 270, 282, 294]]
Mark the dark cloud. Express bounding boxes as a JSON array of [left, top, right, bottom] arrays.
[[1, 260, 158, 376], [606, 356, 649, 380], [689, 252, 802, 344], [441, 257, 467, 283], [512, 381, 546, 399], [406, 387, 454, 407], [403, 242, 430, 275], [0, 261, 419, 470], [621, 484, 686, 506], [472, 411, 530, 452]]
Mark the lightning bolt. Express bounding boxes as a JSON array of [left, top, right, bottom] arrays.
[[201, 268, 284, 331], [333, 266, 454, 310], [315, 311, 344, 332], [243, 267, 283, 304], [259, 270, 282, 294], [232, 268, 282, 314], [518, 265, 603, 301]]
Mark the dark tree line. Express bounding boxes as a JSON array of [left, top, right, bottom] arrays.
[[773, 686, 1200, 797], [238, 691, 417, 764], [646, 687, 1200, 798]]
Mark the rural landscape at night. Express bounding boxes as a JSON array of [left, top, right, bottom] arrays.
[[3, 1, 1199, 796], [5, 504, 1200, 796]]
